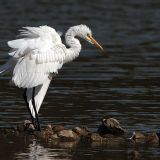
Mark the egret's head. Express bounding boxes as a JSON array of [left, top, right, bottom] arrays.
[[78, 24, 103, 51], [68, 24, 104, 51]]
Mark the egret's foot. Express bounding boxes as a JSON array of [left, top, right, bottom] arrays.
[[36, 123, 41, 132], [32, 119, 41, 132]]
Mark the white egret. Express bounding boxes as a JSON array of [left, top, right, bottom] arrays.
[[0, 24, 103, 131]]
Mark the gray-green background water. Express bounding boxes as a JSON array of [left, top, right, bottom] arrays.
[[0, 0, 160, 159]]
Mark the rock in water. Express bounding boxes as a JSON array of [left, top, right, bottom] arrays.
[[81, 133, 107, 143], [90, 133, 107, 142], [146, 132, 159, 144], [57, 129, 80, 142], [34, 125, 59, 142], [17, 120, 35, 132], [98, 118, 126, 136], [24, 120, 35, 131], [72, 126, 90, 136], [130, 131, 146, 142], [52, 125, 65, 132]]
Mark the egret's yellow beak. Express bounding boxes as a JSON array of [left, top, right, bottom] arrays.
[[86, 34, 103, 51]]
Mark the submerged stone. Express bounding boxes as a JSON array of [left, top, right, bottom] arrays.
[[81, 133, 107, 143], [45, 124, 53, 131], [17, 120, 35, 133], [57, 129, 80, 142], [52, 125, 65, 132], [43, 125, 54, 134], [34, 125, 59, 142], [90, 133, 106, 142], [72, 126, 90, 136], [17, 120, 35, 132], [146, 132, 159, 144]]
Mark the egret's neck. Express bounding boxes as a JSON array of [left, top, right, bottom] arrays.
[[65, 27, 82, 56]]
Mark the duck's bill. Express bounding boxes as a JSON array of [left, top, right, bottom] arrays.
[[86, 34, 104, 51]]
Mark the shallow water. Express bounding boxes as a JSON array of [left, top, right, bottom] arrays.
[[0, 0, 160, 159]]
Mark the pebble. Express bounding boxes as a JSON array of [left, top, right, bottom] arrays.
[[57, 129, 80, 142], [34, 125, 59, 142], [81, 133, 107, 143], [24, 120, 34, 129], [90, 133, 107, 142], [72, 126, 90, 136], [146, 132, 159, 144], [52, 125, 65, 132]]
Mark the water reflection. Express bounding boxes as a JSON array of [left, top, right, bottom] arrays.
[[15, 139, 71, 160]]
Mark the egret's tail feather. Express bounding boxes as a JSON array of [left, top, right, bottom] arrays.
[[26, 79, 51, 118], [0, 58, 14, 75]]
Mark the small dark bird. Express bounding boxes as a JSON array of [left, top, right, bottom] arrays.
[[98, 118, 126, 136]]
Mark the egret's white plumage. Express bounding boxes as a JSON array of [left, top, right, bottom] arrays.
[[26, 78, 51, 118], [0, 24, 103, 127]]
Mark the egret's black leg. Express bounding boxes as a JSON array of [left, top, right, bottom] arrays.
[[32, 87, 41, 131], [23, 88, 35, 125]]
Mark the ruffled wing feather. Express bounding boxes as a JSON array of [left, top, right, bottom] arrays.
[[7, 26, 64, 88]]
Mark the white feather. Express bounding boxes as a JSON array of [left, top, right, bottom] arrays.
[[7, 26, 63, 88], [26, 78, 51, 118]]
